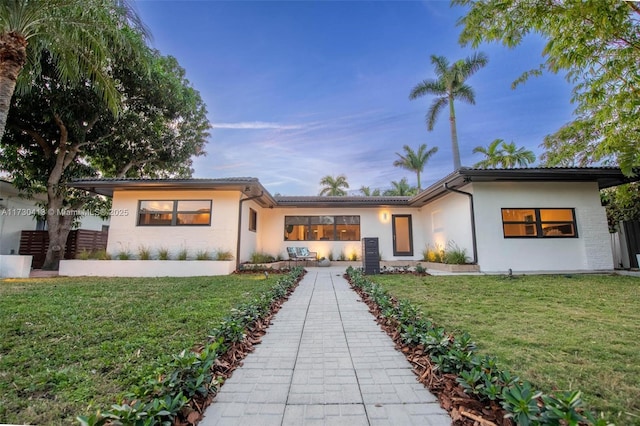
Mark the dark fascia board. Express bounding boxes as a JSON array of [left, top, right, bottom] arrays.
[[409, 167, 639, 207], [69, 178, 278, 207]]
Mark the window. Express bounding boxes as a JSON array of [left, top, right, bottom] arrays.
[[284, 216, 360, 241], [249, 208, 257, 232], [138, 200, 211, 226], [501, 208, 577, 238]]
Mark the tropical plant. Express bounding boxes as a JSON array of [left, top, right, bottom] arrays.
[[455, 0, 640, 175], [383, 177, 418, 196], [2, 39, 209, 269], [319, 174, 349, 196], [473, 139, 535, 169], [359, 186, 381, 196], [392, 143, 438, 190], [409, 53, 488, 170], [0, 0, 147, 140]]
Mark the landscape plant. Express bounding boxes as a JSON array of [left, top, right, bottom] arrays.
[[137, 245, 152, 260], [370, 272, 639, 425], [157, 247, 170, 260], [215, 250, 234, 261], [249, 252, 276, 264], [345, 267, 606, 425], [195, 249, 212, 260], [177, 248, 188, 260]]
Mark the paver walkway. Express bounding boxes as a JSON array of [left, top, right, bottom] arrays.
[[200, 267, 450, 425]]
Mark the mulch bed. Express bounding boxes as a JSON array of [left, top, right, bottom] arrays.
[[174, 271, 305, 425], [347, 275, 513, 426]]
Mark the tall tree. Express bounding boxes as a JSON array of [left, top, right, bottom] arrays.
[[359, 186, 381, 196], [473, 138, 535, 169], [383, 178, 418, 196], [454, 0, 640, 175], [392, 143, 438, 190], [319, 174, 349, 196], [2, 45, 209, 269], [0, 0, 146, 140], [409, 52, 488, 170]]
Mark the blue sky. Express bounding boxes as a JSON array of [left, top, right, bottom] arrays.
[[133, 1, 574, 196]]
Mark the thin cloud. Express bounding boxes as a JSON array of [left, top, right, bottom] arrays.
[[211, 121, 305, 130]]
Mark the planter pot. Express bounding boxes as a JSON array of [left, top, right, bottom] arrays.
[[59, 259, 235, 277], [317, 259, 331, 267]]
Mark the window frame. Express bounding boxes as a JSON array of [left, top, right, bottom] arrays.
[[501, 208, 578, 238], [137, 200, 212, 227], [284, 215, 360, 241]]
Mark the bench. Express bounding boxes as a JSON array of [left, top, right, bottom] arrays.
[[286, 247, 317, 266]]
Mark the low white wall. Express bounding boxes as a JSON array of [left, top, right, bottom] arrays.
[[0, 255, 33, 278], [59, 260, 236, 277]]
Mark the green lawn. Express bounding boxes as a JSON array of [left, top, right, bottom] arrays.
[[0, 274, 274, 425], [372, 273, 640, 425]]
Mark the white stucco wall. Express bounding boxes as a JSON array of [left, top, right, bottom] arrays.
[[107, 190, 240, 260], [258, 206, 425, 261], [0, 190, 42, 255], [238, 199, 260, 263], [472, 181, 613, 272], [419, 189, 474, 262]]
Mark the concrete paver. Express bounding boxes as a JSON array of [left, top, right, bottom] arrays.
[[200, 267, 450, 425]]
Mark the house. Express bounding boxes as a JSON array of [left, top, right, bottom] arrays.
[[68, 167, 638, 275], [0, 179, 110, 276]]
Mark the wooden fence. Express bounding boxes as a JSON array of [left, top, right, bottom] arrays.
[[19, 229, 108, 269]]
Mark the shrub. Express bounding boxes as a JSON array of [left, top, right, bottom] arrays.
[[349, 251, 359, 261], [328, 252, 334, 261], [76, 250, 91, 260], [195, 250, 212, 260], [177, 248, 188, 260], [338, 251, 347, 261], [138, 245, 152, 260], [423, 244, 444, 263], [250, 252, 275, 264], [92, 249, 111, 260], [443, 242, 468, 265], [215, 250, 234, 261], [157, 247, 170, 260], [117, 250, 132, 260]]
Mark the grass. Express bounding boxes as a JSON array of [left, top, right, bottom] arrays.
[[372, 273, 640, 425], [0, 274, 274, 425]]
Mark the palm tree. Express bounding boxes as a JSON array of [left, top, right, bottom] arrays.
[[409, 52, 488, 171], [383, 178, 418, 196], [472, 138, 504, 169], [319, 174, 349, 196], [0, 0, 147, 139], [392, 143, 438, 190], [473, 139, 536, 169], [359, 186, 381, 196], [500, 141, 536, 168]]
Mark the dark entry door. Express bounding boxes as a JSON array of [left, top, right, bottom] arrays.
[[392, 214, 413, 256]]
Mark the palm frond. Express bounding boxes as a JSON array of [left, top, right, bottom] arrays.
[[427, 96, 447, 130], [454, 84, 476, 105]]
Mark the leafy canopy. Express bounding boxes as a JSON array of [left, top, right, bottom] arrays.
[[454, 0, 640, 175]]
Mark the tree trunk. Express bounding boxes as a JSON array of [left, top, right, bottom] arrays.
[[42, 195, 75, 270], [449, 95, 461, 170], [0, 32, 28, 141]]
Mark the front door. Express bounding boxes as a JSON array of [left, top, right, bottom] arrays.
[[392, 214, 413, 256]]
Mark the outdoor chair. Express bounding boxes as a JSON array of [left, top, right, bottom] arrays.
[[286, 246, 317, 266]]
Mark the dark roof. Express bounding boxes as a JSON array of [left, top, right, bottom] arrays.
[[69, 177, 277, 207], [69, 167, 638, 209], [409, 167, 639, 206], [274, 195, 411, 208]]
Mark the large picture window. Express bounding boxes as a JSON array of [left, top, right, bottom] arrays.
[[284, 216, 360, 241], [138, 200, 211, 226], [501, 208, 577, 238]]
